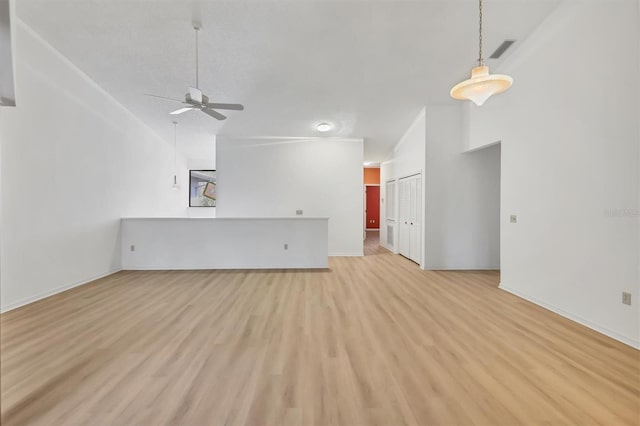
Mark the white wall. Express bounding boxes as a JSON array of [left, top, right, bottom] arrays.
[[0, 18, 187, 311], [468, 0, 640, 347], [216, 136, 363, 256], [381, 106, 500, 270], [121, 217, 328, 269], [424, 106, 501, 269], [0, 0, 16, 106], [380, 108, 426, 253]]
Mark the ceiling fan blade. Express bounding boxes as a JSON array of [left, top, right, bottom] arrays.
[[201, 108, 227, 120], [188, 87, 203, 104], [144, 93, 184, 103], [206, 103, 244, 111], [169, 107, 195, 115]]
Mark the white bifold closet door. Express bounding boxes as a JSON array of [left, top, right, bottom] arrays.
[[398, 174, 421, 264]]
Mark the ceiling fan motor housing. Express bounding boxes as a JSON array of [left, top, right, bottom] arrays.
[[185, 92, 208, 106]]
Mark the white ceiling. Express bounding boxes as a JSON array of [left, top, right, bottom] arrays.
[[16, 0, 560, 162]]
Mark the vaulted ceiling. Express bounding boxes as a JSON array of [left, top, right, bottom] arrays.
[[16, 0, 560, 162]]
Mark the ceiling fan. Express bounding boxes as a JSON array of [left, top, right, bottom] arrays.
[[144, 24, 244, 121]]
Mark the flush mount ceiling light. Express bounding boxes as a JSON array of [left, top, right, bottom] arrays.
[[450, 0, 513, 106], [316, 123, 332, 132]]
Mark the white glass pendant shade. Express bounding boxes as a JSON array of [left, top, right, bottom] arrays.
[[450, 65, 513, 106]]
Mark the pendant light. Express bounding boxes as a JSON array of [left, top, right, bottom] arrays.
[[450, 0, 513, 106], [171, 121, 180, 191]]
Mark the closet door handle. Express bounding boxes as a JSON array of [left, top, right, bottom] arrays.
[[410, 222, 413, 225]]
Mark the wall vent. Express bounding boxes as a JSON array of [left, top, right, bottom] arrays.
[[490, 40, 516, 59], [387, 225, 394, 246]]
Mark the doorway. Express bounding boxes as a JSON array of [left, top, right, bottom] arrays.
[[398, 173, 421, 264], [365, 185, 380, 230], [363, 167, 381, 254]]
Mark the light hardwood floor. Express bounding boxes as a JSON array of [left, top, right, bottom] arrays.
[[1, 235, 639, 425]]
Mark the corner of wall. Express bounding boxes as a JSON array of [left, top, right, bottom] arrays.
[[393, 107, 426, 154]]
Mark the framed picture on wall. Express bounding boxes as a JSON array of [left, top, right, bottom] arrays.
[[189, 170, 216, 207]]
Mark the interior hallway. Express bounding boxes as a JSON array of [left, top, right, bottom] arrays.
[[364, 230, 380, 256]]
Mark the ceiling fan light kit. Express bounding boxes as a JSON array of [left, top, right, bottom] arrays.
[[450, 0, 513, 106]]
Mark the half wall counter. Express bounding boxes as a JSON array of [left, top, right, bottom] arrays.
[[121, 217, 329, 270]]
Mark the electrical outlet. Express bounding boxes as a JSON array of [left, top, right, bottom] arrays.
[[130, 245, 135, 252], [296, 210, 303, 215], [510, 215, 517, 223], [284, 243, 288, 250], [622, 292, 632, 305]]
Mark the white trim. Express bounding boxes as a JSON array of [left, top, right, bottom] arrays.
[[123, 266, 328, 271], [398, 172, 422, 181], [217, 135, 363, 144], [463, 140, 501, 154], [423, 266, 500, 271], [500, 284, 640, 350], [0, 269, 121, 313], [365, 228, 380, 231], [123, 216, 329, 221], [15, 18, 172, 149], [365, 184, 381, 187]]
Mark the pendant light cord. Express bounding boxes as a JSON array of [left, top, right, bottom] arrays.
[[173, 122, 178, 173], [478, 0, 483, 66]]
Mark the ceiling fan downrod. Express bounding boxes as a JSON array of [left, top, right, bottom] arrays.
[[194, 24, 200, 90]]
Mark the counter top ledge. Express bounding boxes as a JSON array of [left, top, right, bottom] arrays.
[[121, 217, 329, 221]]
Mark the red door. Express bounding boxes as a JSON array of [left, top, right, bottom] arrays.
[[366, 186, 380, 229]]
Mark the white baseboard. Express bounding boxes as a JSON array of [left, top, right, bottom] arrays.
[[0, 269, 121, 314], [123, 264, 328, 270], [380, 243, 397, 254], [422, 266, 501, 271], [500, 284, 640, 350]]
